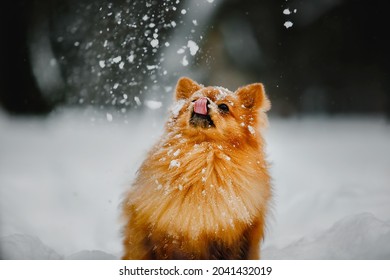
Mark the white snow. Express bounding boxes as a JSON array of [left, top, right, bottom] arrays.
[[98, 60, 105, 68], [223, 155, 231, 161], [0, 234, 62, 260], [263, 213, 390, 259], [106, 113, 113, 122], [169, 159, 180, 169], [67, 250, 116, 260], [0, 112, 389, 259], [187, 40, 199, 56], [150, 39, 159, 48], [115, 13, 122, 25], [144, 100, 162, 109], [247, 125, 255, 135], [181, 55, 188, 66], [170, 99, 186, 117], [284, 21, 293, 28], [146, 65, 158, 70], [134, 96, 141, 106], [215, 86, 230, 101], [173, 149, 181, 157], [181, 9, 187, 15], [127, 54, 134, 63], [112, 56, 122, 63], [283, 9, 291, 15]]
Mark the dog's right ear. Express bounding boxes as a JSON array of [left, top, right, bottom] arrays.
[[175, 77, 202, 100]]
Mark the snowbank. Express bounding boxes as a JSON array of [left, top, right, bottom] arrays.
[[0, 234, 117, 260], [0, 234, 62, 260], [2, 212, 389, 260], [263, 213, 390, 259]]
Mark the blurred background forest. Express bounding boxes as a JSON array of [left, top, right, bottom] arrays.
[[1, 0, 389, 117]]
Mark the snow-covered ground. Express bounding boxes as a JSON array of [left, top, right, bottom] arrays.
[[0, 109, 389, 259]]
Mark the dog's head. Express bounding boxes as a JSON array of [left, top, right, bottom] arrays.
[[167, 77, 271, 144]]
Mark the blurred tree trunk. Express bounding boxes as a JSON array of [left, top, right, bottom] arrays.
[[0, 0, 52, 114]]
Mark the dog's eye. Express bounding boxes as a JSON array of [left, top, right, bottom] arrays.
[[218, 104, 229, 113]]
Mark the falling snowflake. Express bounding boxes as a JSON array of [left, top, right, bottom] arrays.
[[99, 60, 106, 68], [134, 96, 142, 106], [284, 21, 293, 28], [112, 56, 122, 63], [145, 100, 162, 109], [187, 40, 199, 56], [181, 55, 188, 66], [150, 39, 159, 48]]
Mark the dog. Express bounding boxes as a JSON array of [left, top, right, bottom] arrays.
[[121, 77, 271, 259]]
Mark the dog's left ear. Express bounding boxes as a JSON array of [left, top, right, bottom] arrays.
[[236, 83, 271, 112], [175, 77, 202, 100]]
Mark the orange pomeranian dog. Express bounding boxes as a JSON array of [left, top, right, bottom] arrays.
[[121, 77, 271, 260]]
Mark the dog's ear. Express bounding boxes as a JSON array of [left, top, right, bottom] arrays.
[[236, 83, 271, 112], [175, 77, 202, 100]]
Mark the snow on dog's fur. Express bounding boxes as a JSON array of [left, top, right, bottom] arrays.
[[121, 77, 271, 259]]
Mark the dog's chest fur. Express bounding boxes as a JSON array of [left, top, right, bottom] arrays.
[[129, 134, 269, 242]]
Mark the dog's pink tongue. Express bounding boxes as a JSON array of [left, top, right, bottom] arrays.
[[194, 97, 208, 115]]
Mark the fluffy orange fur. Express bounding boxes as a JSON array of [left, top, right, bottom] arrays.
[[122, 77, 271, 259]]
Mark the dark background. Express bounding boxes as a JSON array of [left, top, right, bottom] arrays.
[[1, 0, 389, 117]]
